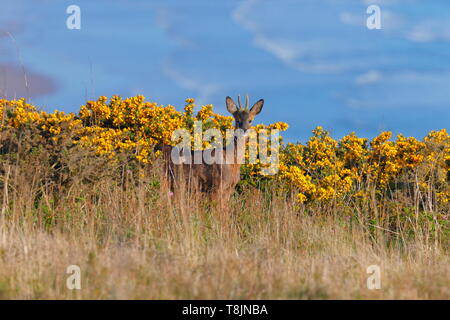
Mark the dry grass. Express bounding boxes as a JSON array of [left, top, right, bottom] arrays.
[[0, 155, 448, 300]]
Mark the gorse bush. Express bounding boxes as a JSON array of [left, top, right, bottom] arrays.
[[280, 127, 449, 202], [0, 96, 450, 204]]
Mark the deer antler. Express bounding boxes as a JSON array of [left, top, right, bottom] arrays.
[[237, 94, 250, 111]]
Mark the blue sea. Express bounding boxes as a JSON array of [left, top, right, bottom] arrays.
[[1, 0, 449, 141]]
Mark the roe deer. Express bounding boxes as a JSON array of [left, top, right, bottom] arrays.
[[161, 95, 264, 209]]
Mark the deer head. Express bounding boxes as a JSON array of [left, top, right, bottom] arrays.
[[226, 95, 264, 133]]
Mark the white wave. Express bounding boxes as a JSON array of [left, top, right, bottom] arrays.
[[355, 70, 382, 85]]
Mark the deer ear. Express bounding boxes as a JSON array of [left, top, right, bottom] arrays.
[[226, 96, 238, 114], [250, 99, 264, 115]]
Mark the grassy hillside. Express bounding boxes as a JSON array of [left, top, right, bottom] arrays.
[[0, 96, 448, 299]]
